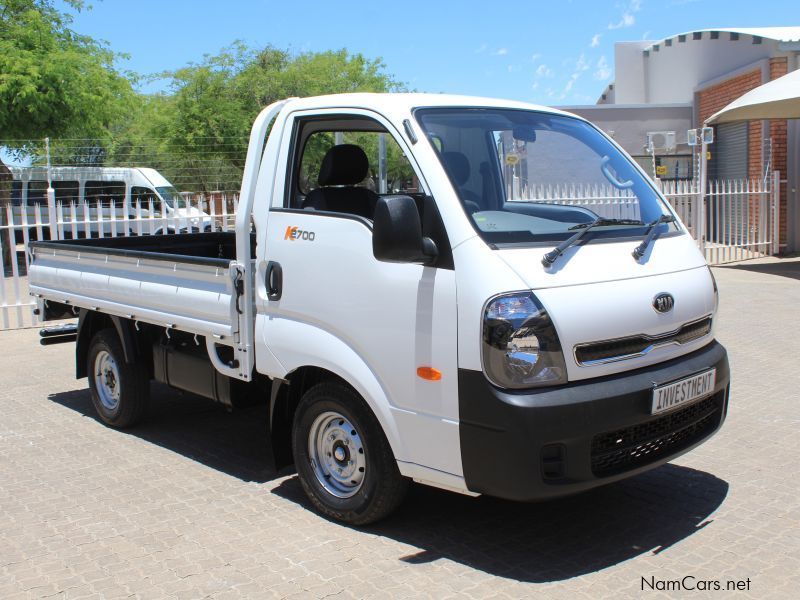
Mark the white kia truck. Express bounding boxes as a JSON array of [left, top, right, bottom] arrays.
[[28, 94, 730, 525]]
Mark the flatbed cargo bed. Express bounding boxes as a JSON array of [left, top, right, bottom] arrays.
[[28, 232, 255, 341]]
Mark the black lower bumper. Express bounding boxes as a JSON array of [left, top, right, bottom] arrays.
[[459, 341, 730, 501]]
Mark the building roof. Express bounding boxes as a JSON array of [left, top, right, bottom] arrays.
[[643, 26, 800, 51]]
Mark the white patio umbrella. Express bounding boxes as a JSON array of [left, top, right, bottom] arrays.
[[706, 68, 800, 124]]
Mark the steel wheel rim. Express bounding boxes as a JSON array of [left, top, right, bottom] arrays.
[[94, 350, 121, 411], [308, 411, 366, 498]]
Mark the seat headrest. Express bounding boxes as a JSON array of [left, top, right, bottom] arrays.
[[440, 152, 471, 186], [318, 144, 370, 186]]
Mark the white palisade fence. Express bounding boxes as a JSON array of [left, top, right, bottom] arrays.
[[659, 173, 780, 264], [510, 182, 641, 221], [1, 194, 238, 330], [509, 174, 780, 265], [1, 173, 782, 331]]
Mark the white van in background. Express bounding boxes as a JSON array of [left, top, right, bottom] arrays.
[[8, 166, 213, 240]]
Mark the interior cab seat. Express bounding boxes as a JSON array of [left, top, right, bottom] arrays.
[[440, 151, 482, 214], [302, 144, 378, 219]]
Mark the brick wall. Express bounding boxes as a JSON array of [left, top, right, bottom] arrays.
[[697, 68, 763, 180], [697, 60, 789, 247], [769, 57, 788, 246]]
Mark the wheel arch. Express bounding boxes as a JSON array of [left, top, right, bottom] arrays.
[[76, 311, 144, 379], [268, 361, 405, 472]]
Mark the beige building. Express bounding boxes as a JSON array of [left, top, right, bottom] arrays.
[[563, 27, 800, 252]]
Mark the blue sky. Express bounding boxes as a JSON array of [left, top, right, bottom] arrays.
[[59, 0, 795, 105]]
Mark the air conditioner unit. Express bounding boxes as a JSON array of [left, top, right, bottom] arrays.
[[646, 131, 677, 152]]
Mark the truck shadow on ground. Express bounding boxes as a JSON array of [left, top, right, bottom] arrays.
[[50, 385, 729, 583], [717, 255, 800, 281], [272, 465, 728, 583], [50, 384, 278, 483]]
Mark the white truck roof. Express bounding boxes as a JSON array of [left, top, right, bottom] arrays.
[[279, 93, 583, 121]]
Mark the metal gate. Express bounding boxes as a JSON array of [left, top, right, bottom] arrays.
[[659, 172, 780, 264]]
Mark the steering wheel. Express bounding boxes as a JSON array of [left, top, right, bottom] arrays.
[[600, 155, 634, 190]]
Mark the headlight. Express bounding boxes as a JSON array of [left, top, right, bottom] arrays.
[[482, 293, 567, 389], [707, 266, 719, 312]]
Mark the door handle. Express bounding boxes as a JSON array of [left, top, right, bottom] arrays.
[[265, 261, 283, 301]]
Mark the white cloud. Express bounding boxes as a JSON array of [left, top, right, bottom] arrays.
[[594, 55, 612, 80], [559, 54, 593, 99], [608, 12, 635, 29], [608, 0, 642, 29], [535, 64, 553, 78], [493, 48, 509, 56], [561, 73, 580, 98], [508, 64, 521, 73], [530, 53, 542, 63], [475, 43, 488, 54], [590, 33, 602, 47]]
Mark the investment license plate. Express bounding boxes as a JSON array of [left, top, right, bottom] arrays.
[[651, 369, 716, 415]]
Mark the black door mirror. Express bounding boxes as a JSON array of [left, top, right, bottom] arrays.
[[372, 195, 438, 265]]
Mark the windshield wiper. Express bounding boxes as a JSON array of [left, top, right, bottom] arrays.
[[631, 214, 676, 261], [541, 217, 645, 267]]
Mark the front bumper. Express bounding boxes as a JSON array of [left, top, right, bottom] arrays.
[[459, 340, 729, 501]]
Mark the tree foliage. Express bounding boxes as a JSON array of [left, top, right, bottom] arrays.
[[0, 1, 406, 194], [106, 44, 406, 193], [0, 0, 133, 261], [0, 0, 134, 148]]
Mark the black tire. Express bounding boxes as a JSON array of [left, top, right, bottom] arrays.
[[292, 382, 409, 525], [87, 329, 149, 428]]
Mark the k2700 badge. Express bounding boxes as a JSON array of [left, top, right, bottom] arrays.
[[284, 226, 315, 241]]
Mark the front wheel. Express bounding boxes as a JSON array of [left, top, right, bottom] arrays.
[[87, 329, 149, 428], [292, 382, 408, 525]]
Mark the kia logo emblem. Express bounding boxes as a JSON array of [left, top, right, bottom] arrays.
[[653, 293, 675, 313]]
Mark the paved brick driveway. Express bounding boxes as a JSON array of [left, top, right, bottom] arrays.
[[1, 257, 799, 599]]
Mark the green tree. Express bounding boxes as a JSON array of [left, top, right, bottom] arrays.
[[107, 44, 405, 194], [0, 0, 133, 260]]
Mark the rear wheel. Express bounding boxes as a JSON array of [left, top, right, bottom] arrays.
[[292, 382, 408, 525], [87, 329, 149, 428]]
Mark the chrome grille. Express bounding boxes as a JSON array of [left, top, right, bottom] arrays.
[[574, 317, 712, 366]]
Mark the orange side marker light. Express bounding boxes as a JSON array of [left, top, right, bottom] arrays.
[[417, 367, 442, 381]]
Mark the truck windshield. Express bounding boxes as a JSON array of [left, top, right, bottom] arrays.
[[156, 186, 188, 209], [415, 108, 676, 246]]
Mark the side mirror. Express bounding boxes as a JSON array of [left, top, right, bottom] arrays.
[[372, 195, 438, 265]]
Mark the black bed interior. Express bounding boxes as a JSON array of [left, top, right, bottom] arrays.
[[32, 232, 256, 262]]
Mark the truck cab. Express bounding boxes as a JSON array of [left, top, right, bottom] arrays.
[[29, 94, 729, 525]]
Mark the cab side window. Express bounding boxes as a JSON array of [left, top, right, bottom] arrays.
[[291, 120, 418, 220], [298, 131, 417, 197], [286, 116, 454, 269], [131, 186, 158, 206]]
